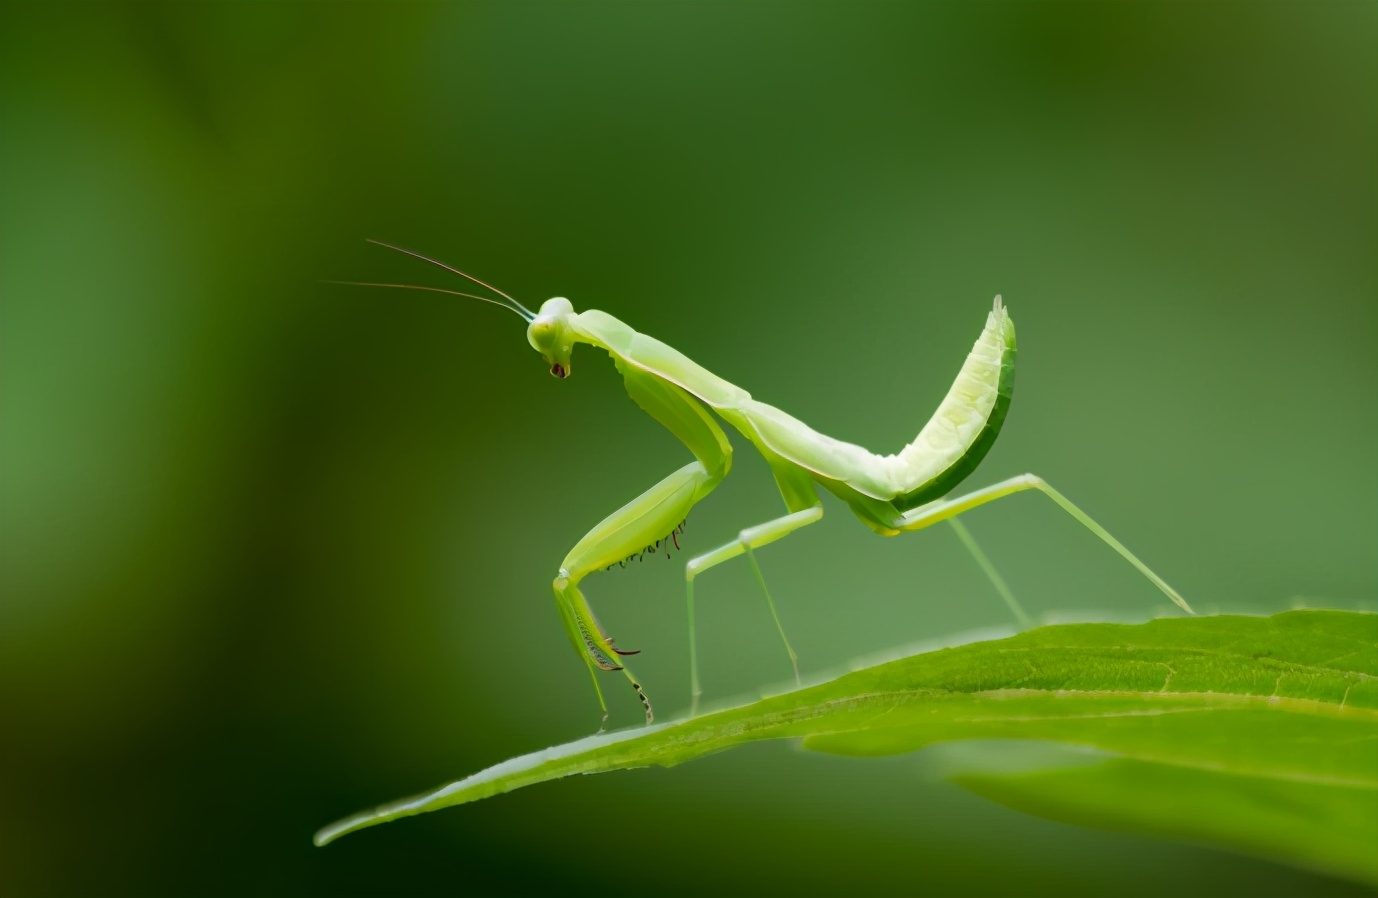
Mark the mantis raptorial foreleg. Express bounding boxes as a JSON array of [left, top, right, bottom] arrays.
[[897, 473, 1193, 613], [551, 361, 734, 724], [554, 460, 715, 725]]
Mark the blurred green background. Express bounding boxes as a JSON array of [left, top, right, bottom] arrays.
[[1, 2, 1374, 895]]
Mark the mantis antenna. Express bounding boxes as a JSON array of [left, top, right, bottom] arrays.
[[339, 239, 536, 321], [326, 279, 534, 322]]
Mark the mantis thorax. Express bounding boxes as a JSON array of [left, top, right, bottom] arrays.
[[527, 297, 576, 378]]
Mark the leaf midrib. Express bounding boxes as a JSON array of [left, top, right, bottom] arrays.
[[796, 689, 1378, 789], [994, 643, 1378, 681]]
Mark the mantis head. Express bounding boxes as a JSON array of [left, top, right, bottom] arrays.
[[527, 297, 576, 378], [340, 240, 588, 371]]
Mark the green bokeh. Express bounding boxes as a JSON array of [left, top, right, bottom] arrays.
[[1, 2, 1373, 895]]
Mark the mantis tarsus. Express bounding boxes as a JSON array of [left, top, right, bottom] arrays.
[[345, 240, 1192, 727]]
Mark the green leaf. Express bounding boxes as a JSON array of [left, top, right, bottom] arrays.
[[315, 610, 1378, 884]]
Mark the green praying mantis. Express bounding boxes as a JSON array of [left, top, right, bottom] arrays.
[[345, 240, 1192, 727]]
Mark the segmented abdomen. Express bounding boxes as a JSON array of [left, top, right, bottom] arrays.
[[727, 300, 1016, 502]]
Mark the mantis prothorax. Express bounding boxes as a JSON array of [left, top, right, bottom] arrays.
[[343, 240, 1192, 727]]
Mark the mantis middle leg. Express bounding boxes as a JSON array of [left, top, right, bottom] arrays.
[[683, 463, 822, 715]]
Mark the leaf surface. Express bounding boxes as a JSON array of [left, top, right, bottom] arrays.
[[315, 611, 1378, 883]]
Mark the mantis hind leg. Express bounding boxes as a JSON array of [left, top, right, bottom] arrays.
[[945, 518, 1031, 627], [899, 473, 1192, 614]]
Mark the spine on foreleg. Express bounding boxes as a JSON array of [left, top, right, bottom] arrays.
[[553, 577, 622, 670]]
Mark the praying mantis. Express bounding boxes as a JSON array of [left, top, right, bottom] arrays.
[[345, 240, 1192, 727]]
